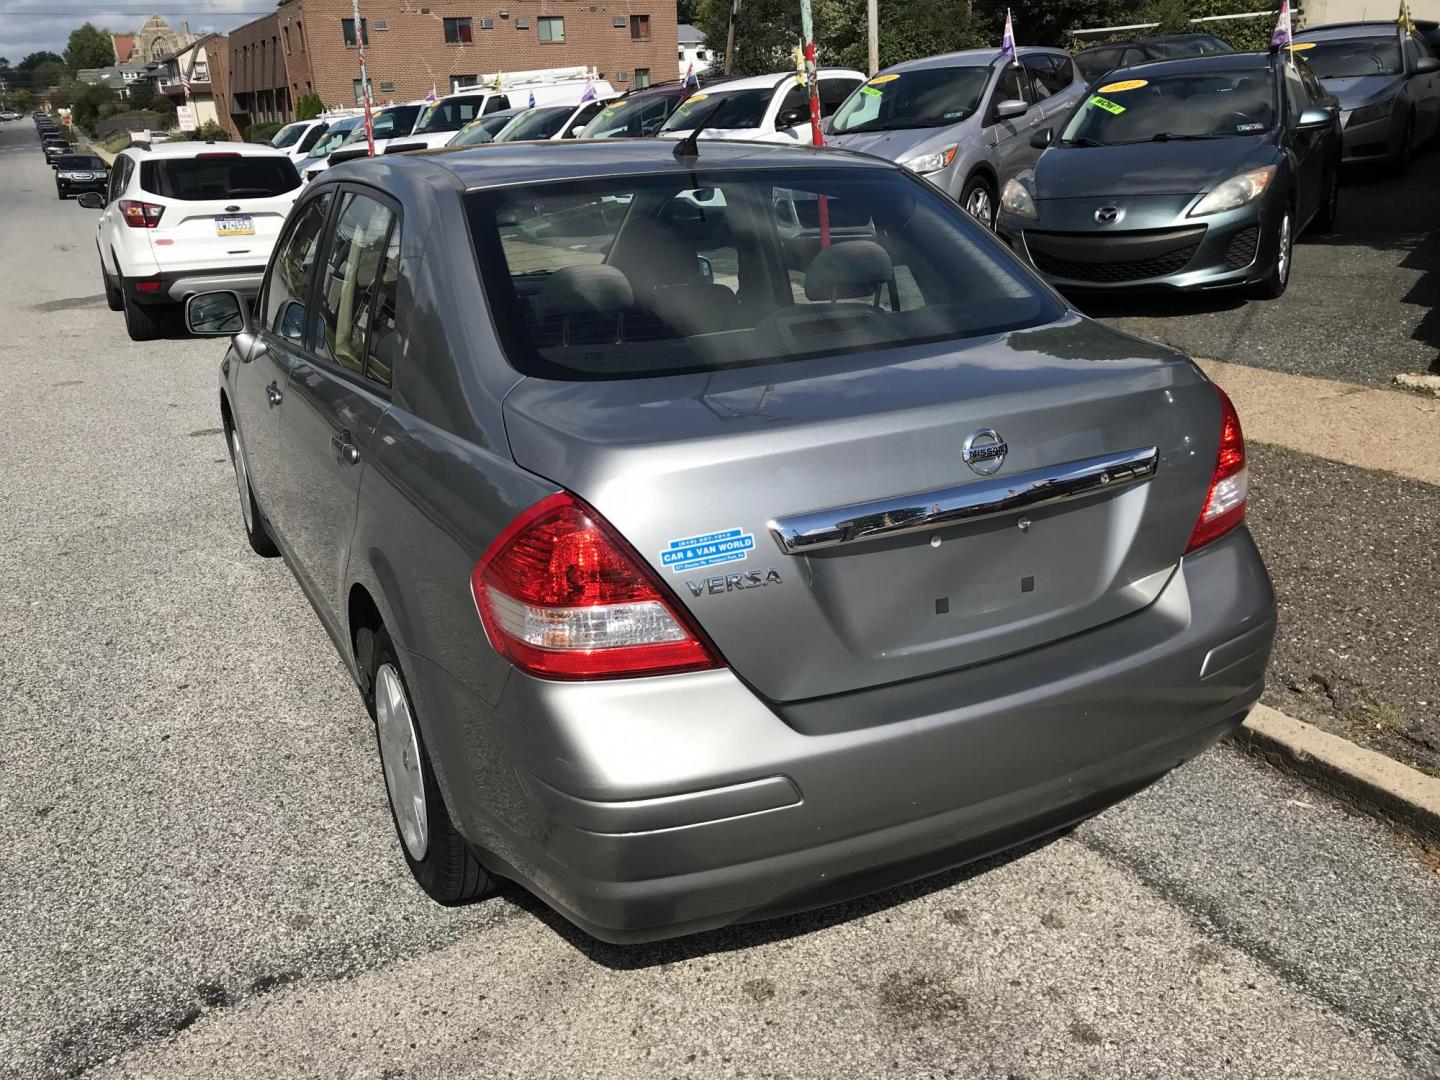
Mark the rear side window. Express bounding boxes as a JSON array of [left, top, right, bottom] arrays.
[[261, 192, 332, 342], [465, 167, 1059, 380], [140, 155, 300, 201], [310, 192, 399, 381], [819, 78, 863, 115]]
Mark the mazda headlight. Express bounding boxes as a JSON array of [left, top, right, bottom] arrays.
[[1348, 100, 1393, 125], [901, 145, 957, 174], [1000, 175, 1038, 220], [1189, 166, 1277, 217]]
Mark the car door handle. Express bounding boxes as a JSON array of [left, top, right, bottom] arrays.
[[266, 381, 283, 408], [330, 430, 361, 466]]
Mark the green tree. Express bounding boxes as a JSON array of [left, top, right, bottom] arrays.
[[295, 92, 324, 120], [128, 81, 156, 110], [11, 89, 34, 113], [31, 60, 69, 91], [68, 80, 118, 132], [19, 50, 63, 70], [65, 24, 116, 72]]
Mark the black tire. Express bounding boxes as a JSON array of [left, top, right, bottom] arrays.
[[225, 424, 280, 557], [362, 626, 497, 907], [1248, 205, 1294, 300], [121, 280, 164, 341], [1311, 165, 1339, 235], [56, 187, 66, 200], [959, 173, 997, 230], [102, 264, 123, 311]]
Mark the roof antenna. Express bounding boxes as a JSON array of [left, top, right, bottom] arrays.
[[673, 95, 730, 162]]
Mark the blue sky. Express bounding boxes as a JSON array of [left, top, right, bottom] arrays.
[[1, 4, 265, 69]]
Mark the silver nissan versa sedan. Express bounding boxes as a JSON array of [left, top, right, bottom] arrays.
[[188, 139, 1276, 943]]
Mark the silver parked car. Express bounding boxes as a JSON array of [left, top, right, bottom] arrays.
[[190, 140, 1275, 943], [826, 47, 1085, 227]]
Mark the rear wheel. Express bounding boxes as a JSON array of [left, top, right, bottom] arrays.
[[1249, 206, 1293, 300], [960, 174, 997, 230], [121, 279, 164, 341], [364, 627, 496, 907], [227, 425, 279, 557], [102, 263, 123, 311]]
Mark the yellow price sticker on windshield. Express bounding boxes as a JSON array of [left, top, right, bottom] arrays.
[[685, 94, 709, 104], [1089, 95, 1126, 116], [868, 73, 900, 84], [606, 100, 627, 109], [1097, 78, 1148, 93], [1287, 41, 1316, 50]]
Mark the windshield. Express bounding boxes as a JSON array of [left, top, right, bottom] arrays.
[[580, 94, 677, 138], [270, 122, 307, 149], [1293, 37, 1403, 78], [494, 105, 573, 142], [1061, 70, 1275, 145], [339, 105, 423, 146], [450, 112, 517, 146], [829, 66, 990, 134], [303, 123, 359, 160], [465, 166, 1059, 380], [57, 155, 104, 169], [658, 87, 776, 133], [416, 95, 487, 134]]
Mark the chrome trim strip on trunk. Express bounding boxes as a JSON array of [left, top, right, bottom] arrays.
[[768, 446, 1159, 555]]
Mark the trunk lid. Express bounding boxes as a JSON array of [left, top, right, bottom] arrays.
[[502, 315, 1221, 702]]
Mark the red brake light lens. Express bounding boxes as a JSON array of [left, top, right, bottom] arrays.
[[119, 199, 164, 228], [471, 492, 722, 680], [1186, 385, 1248, 553]]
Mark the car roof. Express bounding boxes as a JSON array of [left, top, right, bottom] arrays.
[[887, 46, 1064, 73], [1100, 50, 1276, 79], [123, 140, 293, 159], [334, 137, 893, 191], [1294, 22, 1402, 41], [700, 68, 866, 92]]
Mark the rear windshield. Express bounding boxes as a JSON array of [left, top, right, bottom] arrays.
[[659, 87, 776, 132], [830, 66, 990, 134], [1061, 70, 1275, 145], [465, 166, 1059, 380], [140, 155, 301, 200], [495, 105, 573, 142], [57, 155, 104, 169], [1294, 37, 1403, 78]]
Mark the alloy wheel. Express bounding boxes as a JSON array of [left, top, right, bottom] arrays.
[[375, 662, 429, 861], [966, 187, 994, 228]]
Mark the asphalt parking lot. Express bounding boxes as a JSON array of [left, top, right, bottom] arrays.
[[1, 121, 1439, 1079]]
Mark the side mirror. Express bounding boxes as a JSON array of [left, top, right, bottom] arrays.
[[995, 99, 1029, 121], [776, 106, 807, 130], [1415, 56, 1440, 75], [1297, 106, 1334, 130], [185, 290, 250, 336], [1029, 127, 1053, 149], [76, 191, 105, 209], [696, 254, 713, 284]]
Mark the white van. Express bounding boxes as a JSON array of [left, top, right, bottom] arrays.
[[401, 68, 617, 149]]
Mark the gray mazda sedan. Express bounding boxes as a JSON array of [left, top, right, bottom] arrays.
[[189, 139, 1275, 942], [997, 53, 1342, 298]]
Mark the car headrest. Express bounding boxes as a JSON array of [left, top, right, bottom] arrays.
[[536, 265, 635, 320], [804, 240, 893, 301]]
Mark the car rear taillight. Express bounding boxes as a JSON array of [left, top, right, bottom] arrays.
[[119, 199, 164, 228], [1185, 386, 1247, 553], [471, 492, 722, 680]]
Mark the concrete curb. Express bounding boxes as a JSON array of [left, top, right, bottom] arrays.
[[1234, 704, 1440, 846]]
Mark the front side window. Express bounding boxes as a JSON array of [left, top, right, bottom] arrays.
[[538, 16, 564, 42], [1061, 70, 1276, 145], [465, 167, 1058, 380], [830, 67, 990, 134], [341, 18, 368, 46], [262, 192, 332, 343], [444, 17, 473, 43], [311, 193, 399, 378], [1296, 36, 1402, 78], [992, 66, 1032, 114], [818, 77, 861, 116]]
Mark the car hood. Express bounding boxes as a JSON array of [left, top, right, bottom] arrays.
[[825, 125, 961, 163], [1319, 74, 1404, 109], [1031, 137, 1274, 199]]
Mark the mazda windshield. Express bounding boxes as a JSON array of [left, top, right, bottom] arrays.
[[1294, 37, 1402, 78], [1061, 70, 1275, 145], [830, 67, 991, 134], [658, 88, 775, 132]]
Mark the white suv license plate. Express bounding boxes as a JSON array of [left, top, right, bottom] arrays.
[[215, 215, 254, 236]]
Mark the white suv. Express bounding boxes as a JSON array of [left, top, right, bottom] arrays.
[[80, 141, 302, 341]]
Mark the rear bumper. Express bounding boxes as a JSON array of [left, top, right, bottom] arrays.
[[123, 265, 267, 305], [413, 526, 1276, 943]]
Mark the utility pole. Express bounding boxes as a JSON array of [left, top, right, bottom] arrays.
[[723, 0, 740, 75], [867, 0, 878, 75], [351, 0, 375, 155]]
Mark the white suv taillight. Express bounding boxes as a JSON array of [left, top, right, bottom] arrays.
[[119, 199, 164, 228], [1186, 386, 1247, 553], [471, 492, 723, 680]]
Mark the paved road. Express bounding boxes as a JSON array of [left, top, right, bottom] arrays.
[[2, 121, 1439, 1080]]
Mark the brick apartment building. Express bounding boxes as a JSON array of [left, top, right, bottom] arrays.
[[225, 0, 678, 132]]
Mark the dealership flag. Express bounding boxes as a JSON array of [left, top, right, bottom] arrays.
[[1270, 0, 1293, 50], [1000, 9, 1016, 63], [1399, 0, 1414, 32], [684, 62, 698, 88], [423, 85, 436, 103], [580, 70, 597, 102], [529, 91, 536, 107]]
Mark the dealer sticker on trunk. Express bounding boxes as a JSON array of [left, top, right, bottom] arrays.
[[660, 528, 755, 573]]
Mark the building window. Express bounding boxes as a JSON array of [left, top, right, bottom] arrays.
[[537, 16, 563, 42], [342, 18, 369, 47], [444, 17, 473, 43], [380, 80, 395, 92], [613, 16, 625, 27], [451, 74, 478, 91], [298, 22, 306, 51], [515, 17, 530, 29], [353, 78, 368, 104], [697, 49, 708, 61], [635, 67, 650, 88], [480, 17, 494, 29], [283, 27, 291, 54], [630, 15, 650, 40]]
